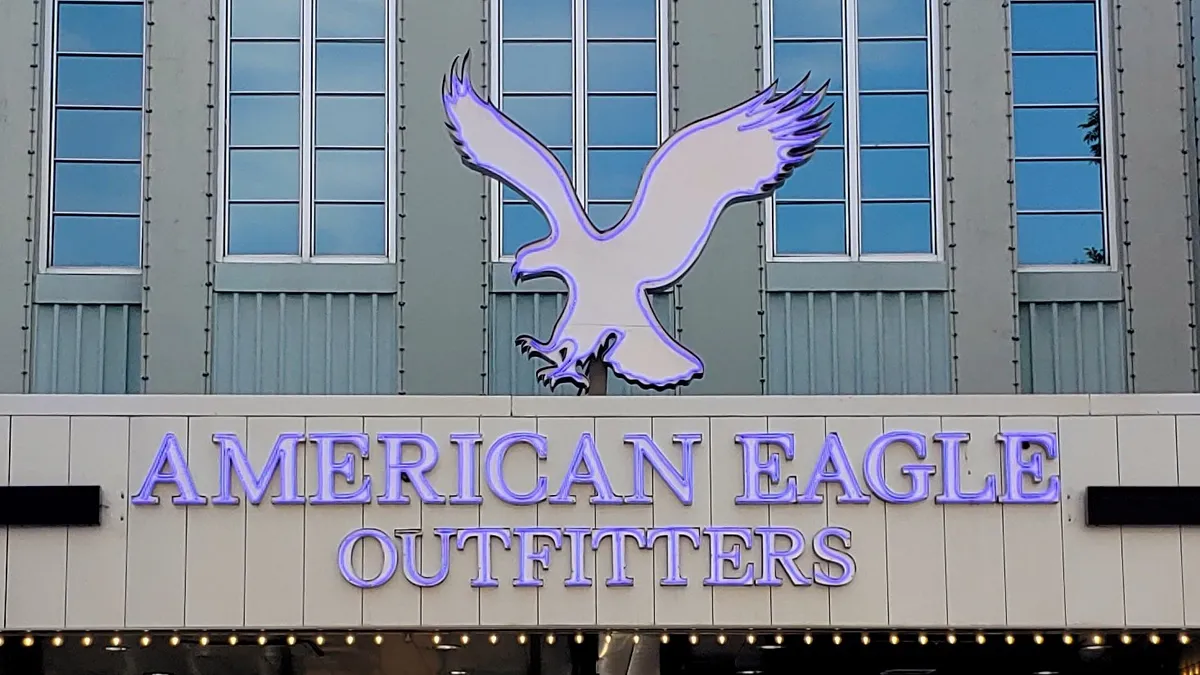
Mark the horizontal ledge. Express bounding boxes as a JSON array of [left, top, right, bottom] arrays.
[[33, 273, 142, 305], [214, 263, 398, 294], [1017, 270, 1124, 303], [765, 262, 949, 292]]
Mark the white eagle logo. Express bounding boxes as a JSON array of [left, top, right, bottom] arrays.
[[443, 52, 830, 393]]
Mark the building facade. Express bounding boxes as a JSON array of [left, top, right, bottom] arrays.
[[0, 0, 1195, 398]]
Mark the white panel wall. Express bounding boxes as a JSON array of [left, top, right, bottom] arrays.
[[0, 394, 1198, 630]]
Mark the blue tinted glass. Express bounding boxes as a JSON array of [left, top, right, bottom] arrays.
[[861, 201, 933, 253], [775, 41, 843, 91], [773, 0, 842, 38], [502, 43, 573, 92], [228, 149, 300, 200], [230, 94, 300, 146], [230, 42, 301, 92], [587, 149, 653, 200], [502, 203, 551, 255], [55, 109, 141, 159], [775, 202, 847, 254], [231, 0, 301, 37], [587, 0, 655, 38], [314, 204, 387, 255], [1014, 107, 1099, 158], [1015, 160, 1102, 211], [587, 42, 657, 92], [316, 95, 386, 147], [54, 162, 140, 214], [317, 0, 386, 38], [1017, 213, 1105, 265], [315, 149, 386, 201], [859, 93, 929, 145], [227, 203, 300, 255], [502, 149, 572, 201], [1011, 2, 1097, 52], [1012, 55, 1098, 105], [588, 202, 628, 231], [51, 215, 140, 267], [819, 93, 844, 145], [58, 2, 144, 53], [502, 0, 573, 38], [316, 42, 386, 93], [776, 148, 845, 200], [57, 55, 143, 106], [859, 40, 927, 91], [860, 148, 930, 199], [858, 0, 927, 37], [588, 95, 657, 146], [502, 95, 573, 147]]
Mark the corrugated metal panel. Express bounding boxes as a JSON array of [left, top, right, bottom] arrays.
[[31, 304, 141, 394], [489, 292, 678, 396], [1019, 301, 1127, 394], [765, 291, 953, 395], [212, 292, 398, 394]]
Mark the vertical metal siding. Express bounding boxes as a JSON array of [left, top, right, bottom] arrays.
[[211, 293, 398, 394], [489, 292, 678, 395], [1019, 301, 1128, 394], [764, 291, 953, 395], [31, 304, 141, 394]]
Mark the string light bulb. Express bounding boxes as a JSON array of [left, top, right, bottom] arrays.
[[688, 633, 698, 645], [1033, 633, 1044, 645], [517, 634, 527, 645], [889, 633, 899, 645], [861, 633, 870, 645], [1091, 634, 1104, 645], [1005, 634, 1014, 645], [228, 635, 238, 646], [604, 633, 612, 644], [546, 633, 556, 645], [82, 635, 93, 647], [717, 633, 726, 645], [747, 633, 756, 645], [432, 634, 442, 645], [946, 632, 957, 645], [460, 634, 470, 645], [52, 635, 64, 648], [110, 636, 122, 648], [490, 634, 498, 645], [632, 633, 641, 644], [199, 635, 210, 647], [975, 633, 986, 645], [917, 633, 928, 645], [1062, 634, 1073, 645], [574, 633, 584, 645], [1120, 633, 1132, 645], [257, 635, 267, 646], [774, 633, 784, 645], [1150, 632, 1161, 645], [346, 634, 355, 645], [1181, 633, 1191, 645], [170, 635, 181, 647], [375, 634, 384, 645], [315, 635, 325, 647], [286, 635, 296, 646], [804, 633, 814, 645], [833, 633, 842, 645], [22, 635, 34, 647], [140, 635, 151, 647], [660, 633, 670, 644]]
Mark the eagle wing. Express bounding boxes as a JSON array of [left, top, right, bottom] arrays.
[[612, 78, 831, 286], [442, 52, 594, 247]]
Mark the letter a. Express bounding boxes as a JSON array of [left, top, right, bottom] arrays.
[[131, 432, 206, 506]]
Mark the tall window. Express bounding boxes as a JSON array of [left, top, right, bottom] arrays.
[[763, 0, 941, 261], [44, 0, 146, 270], [492, 0, 667, 259], [222, 0, 395, 260], [1010, 1, 1109, 267]]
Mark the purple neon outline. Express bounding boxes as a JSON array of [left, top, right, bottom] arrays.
[[442, 51, 831, 392]]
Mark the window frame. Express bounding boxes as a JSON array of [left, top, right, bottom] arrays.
[[487, 0, 671, 263], [1009, 0, 1117, 272], [39, 0, 149, 275], [216, 0, 398, 264], [760, 0, 945, 263]]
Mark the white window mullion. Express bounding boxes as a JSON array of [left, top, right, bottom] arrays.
[[386, 0, 397, 261], [300, 0, 315, 260], [490, 0, 503, 261], [844, 0, 863, 261], [657, 0, 669, 143], [574, 0, 587, 206]]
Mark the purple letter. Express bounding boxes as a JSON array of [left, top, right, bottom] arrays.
[[592, 527, 648, 587], [377, 432, 444, 505], [550, 433, 621, 505], [735, 432, 799, 505], [212, 432, 304, 506], [132, 432, 205, 506], [338, 528, 397, 589], [813, 526, 855, 586], [449, 433, 484, 505], [512, 527, 562, 587], [456, 527, 512, 588], [485, 432, 548, 505], [797, 433, 870, 504], [563, 527, 594, 587], [703, 527, 756, 586], [935, 432, 998, 504], [624, 433, 696, 505], [648, 527, 701, 586], [862, 431, 936, 504], [398, 529, 454, 587], [755, 527, 812, 587], [998, 431, 1061, 504], [310, 432, 372, 505]]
